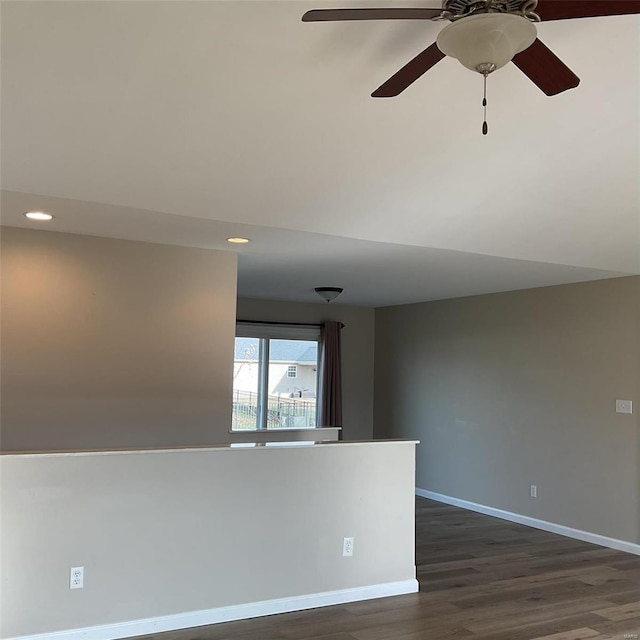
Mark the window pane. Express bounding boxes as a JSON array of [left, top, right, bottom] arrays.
[[267, 339, 317, 429], [232, 337, 260, 430]]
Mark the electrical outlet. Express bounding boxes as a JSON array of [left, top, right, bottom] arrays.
[[342, 537, 354, 557], [70, 566, 84, 590], [530, 485, 537, 498], [616, 400, 633, 414]]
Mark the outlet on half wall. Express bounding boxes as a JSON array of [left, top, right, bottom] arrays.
[[342, 537, 354, 557], [70, 567, 84, 589]]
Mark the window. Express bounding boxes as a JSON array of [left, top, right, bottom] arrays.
[[232, 323, 320, 430]]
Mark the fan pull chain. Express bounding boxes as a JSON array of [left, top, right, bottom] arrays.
[[482, 73, 488, 136]]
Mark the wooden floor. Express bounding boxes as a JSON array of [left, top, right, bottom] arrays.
[[141, 498, 640, 640]]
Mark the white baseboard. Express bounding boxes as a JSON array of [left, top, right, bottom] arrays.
[[416, 488, 640, 556], [6, 579, 418, 640]]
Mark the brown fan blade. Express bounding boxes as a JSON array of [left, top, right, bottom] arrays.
[[372, 42, 445, 97], [302, 8, 444, 22], [536, 0, 640, 21], [512, 39, 580, 95]]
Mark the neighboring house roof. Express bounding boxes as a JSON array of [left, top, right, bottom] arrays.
[[234, 338, 317, 363]]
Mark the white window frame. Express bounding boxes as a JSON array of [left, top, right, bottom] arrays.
[[234, 322, 321, 430], [287, 365, 298, 379]]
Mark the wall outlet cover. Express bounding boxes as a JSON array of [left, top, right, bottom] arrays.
[[615, 400, 633, 414], [70, 566, 84, 589], [342, 537, 354, 557]]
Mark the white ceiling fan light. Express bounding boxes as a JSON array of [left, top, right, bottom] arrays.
[[436, 13, 538, 75], [436, 12, 538, 134]]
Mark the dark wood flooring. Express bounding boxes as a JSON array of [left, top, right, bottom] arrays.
[[140, 498, 640, 640]]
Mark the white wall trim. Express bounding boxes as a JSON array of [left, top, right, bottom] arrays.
[[6, 579, 418, 640], [417, 488, 640, 556]]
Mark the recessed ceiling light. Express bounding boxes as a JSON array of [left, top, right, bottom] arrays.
[[226, 237, 250, 244], [24, 211, 54, 221]]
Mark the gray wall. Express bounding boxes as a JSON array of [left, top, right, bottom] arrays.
[[374, 276, 640, 544], [1, 442, 417, 638], [236, 298, 375, 440], [1, 227, 238, 451]]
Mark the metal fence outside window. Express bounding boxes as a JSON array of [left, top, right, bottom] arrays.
[[232, 390, 317, 430]]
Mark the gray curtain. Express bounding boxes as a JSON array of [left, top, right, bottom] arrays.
[[319, 321, 343, 429]]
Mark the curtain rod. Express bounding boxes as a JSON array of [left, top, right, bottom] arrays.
[[237, 319, 345, 329]]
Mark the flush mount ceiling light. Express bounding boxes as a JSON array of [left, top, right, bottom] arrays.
[[226, 237, 251, 244], [24, 211, 54, 221], [315, 287, 344, 303]]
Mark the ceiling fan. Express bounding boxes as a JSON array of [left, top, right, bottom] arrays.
[[302, 0, 640, 98]]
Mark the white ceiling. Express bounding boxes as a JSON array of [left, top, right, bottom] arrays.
[[1, 0, 638, 307]]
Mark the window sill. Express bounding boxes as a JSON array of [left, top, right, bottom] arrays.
[[229, 427, 341, 434]]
